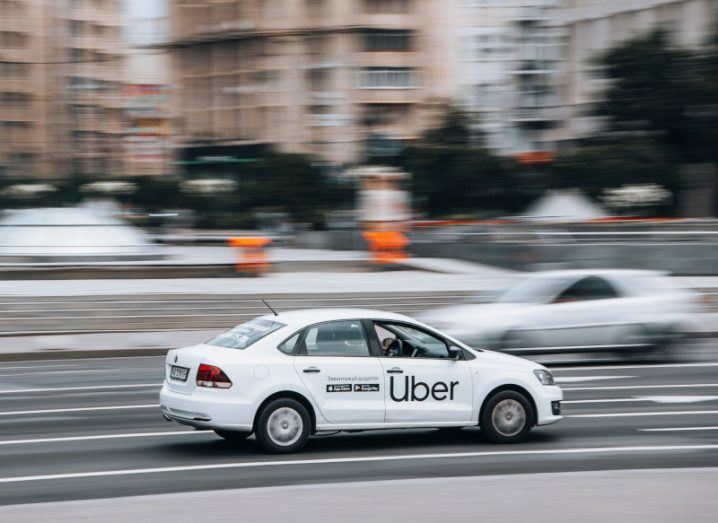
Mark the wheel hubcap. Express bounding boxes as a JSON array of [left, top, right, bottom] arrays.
[[267, 407, 303, 447], [491, 399, 526, 437]]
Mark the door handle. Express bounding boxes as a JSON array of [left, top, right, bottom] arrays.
[[303, 367, 321, 374], [387, 368, 403, 374]]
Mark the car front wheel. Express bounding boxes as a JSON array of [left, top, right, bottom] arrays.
[[481, 390, 534, 444], [255, 398, 311, 454]]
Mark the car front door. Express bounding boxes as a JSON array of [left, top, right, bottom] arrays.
[[372, 321, 474, 424], [539, 276, 622, 348], [293, 319, 385, 424]]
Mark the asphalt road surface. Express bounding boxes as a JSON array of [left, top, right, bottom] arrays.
[[1, 348, 717, 514]]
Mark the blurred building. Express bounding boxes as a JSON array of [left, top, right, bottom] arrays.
[[167, 0, 454, 170], [551, 0, 718, 148], [454, 0, 565, 154], [0, 0, 127, 180], [124, 0, 171, 175]]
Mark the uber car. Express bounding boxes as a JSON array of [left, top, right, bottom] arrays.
[[419, 269, 705, 359], [160, 309, 562, 453]]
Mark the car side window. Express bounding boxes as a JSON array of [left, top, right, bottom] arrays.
[[278, 332, 301, 355], [555, 276, 618, 303], [302, 320, 370, 357], [375, 322, 451, 359]]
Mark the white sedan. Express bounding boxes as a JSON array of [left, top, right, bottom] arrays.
[[160, 309, 563, 453], [419, 269, 705, 359]]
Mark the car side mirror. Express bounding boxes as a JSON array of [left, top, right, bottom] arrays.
[[448, 346, 462, 360]]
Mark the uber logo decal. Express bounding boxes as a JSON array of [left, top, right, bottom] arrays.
[[389, 376, 459, 402]]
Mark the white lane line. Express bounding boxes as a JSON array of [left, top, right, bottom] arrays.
[[0, 431, 212, 446], [564, 396, 718, 405], [0, 383, 161, 394], [0, 404, 160, 416], [640, 427, 718, 432], [636, 395, 718, 404], [0, 444, 716, 484], [0, 369, 116, 378], [564, 399, 647, 404], [565, 383, 718, 392], [556, 376, 635, 384], [553, 362, 718, 372], [568, 410, 718, 418], [0, 365, 75, 370]]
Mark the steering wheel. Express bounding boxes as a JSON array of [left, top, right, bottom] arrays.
[[410, 345, 427, 358]]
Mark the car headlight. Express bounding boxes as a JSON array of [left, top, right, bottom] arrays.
[[534, 369, 555, 386]]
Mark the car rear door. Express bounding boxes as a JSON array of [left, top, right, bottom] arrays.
[[372, 321, 474, 423], [293, 319, 385, 424]]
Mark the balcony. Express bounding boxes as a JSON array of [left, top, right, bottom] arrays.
[[354, 87, 421, 104], [510, 106, 566, 125]]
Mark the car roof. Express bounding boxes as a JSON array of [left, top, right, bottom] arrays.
[[522, 269, 667, 280], [255, 308, 415, 327]]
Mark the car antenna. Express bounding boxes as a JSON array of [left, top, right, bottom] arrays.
[[262, 299, 279, 316]]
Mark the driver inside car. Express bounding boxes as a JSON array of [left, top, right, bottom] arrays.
[[381, 337, 403, 357]]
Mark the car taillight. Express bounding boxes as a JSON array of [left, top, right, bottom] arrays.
[[196, 363, 232, 389]]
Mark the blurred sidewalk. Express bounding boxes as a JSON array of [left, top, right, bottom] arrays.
[[2, 468, 716, 523]]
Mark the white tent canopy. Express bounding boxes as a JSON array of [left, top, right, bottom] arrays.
[[0, 207, 159, 259], [521, 190, 609, 223]]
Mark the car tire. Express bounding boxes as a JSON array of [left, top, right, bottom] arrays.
[[481, 390, 534, 444], [214, 429, 251, 443], [255, 398, 311, 454]]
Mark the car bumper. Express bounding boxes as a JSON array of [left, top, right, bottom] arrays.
[[159, 382, 255, 431], [535, 385, 563, 426]]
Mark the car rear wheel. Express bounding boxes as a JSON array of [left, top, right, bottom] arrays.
[[214, 429, 251, 443], [255, 398, 311, 454], [481, 390, 534, 444]]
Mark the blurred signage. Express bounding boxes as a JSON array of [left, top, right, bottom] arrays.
[[123, 84, 169, 117]]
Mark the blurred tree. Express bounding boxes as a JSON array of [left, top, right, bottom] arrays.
[[596, 29, 718, 165], [549, 141, 679, 213], [420, 104, 485, 148]]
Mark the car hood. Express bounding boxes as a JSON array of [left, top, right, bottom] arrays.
[[473, 348, 541, 370], [419, 302, 536, 332]]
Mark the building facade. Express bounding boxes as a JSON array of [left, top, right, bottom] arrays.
[[167, 0, 454, 169], [0, 0, 127, 180]]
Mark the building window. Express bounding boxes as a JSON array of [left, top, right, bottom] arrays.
[[0, 62, 28, 78], [362, 30, 413, 52], [357, 67, 417, 88]]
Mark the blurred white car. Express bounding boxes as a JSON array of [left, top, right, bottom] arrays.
[[419, 270, 705, 359]]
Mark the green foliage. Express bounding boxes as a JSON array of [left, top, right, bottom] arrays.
[[597, 29, 718, 164], [550, 142, 679, 196]]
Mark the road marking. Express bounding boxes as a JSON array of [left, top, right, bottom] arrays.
[[0, 404, 160, 416], [553, 362, 718, 372], [0, 431, 211, 446], [563, 399, 647, 404], [636, 395, 718, 404], [564, 396, 718, 405], [565, 383, 718, 392], [568, 410, 718, 418], [639, 427, 718, 432], [0, 444, 716, 484], [0, 383, 161, 394], [0, 364, 75, 370], [556, 376, 635, 384], [0, 369, 114, 378]]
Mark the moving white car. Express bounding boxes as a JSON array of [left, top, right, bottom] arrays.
[[160, 308, 562, 453], [419, 269, 704, 359]]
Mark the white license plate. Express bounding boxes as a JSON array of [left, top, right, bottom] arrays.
[[170, 365, 189, 382]]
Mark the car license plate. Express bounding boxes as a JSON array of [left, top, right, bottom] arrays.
[[170, 365, 189, 382]]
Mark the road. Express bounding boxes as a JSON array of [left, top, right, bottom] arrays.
[[0, 350, 717, 514]]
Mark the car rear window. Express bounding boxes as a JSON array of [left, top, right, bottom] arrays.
[[208, 319, 285, 350]]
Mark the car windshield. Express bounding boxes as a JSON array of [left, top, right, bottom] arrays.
[[207, 318, 285, 350], [495, 276, 568, 304]]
